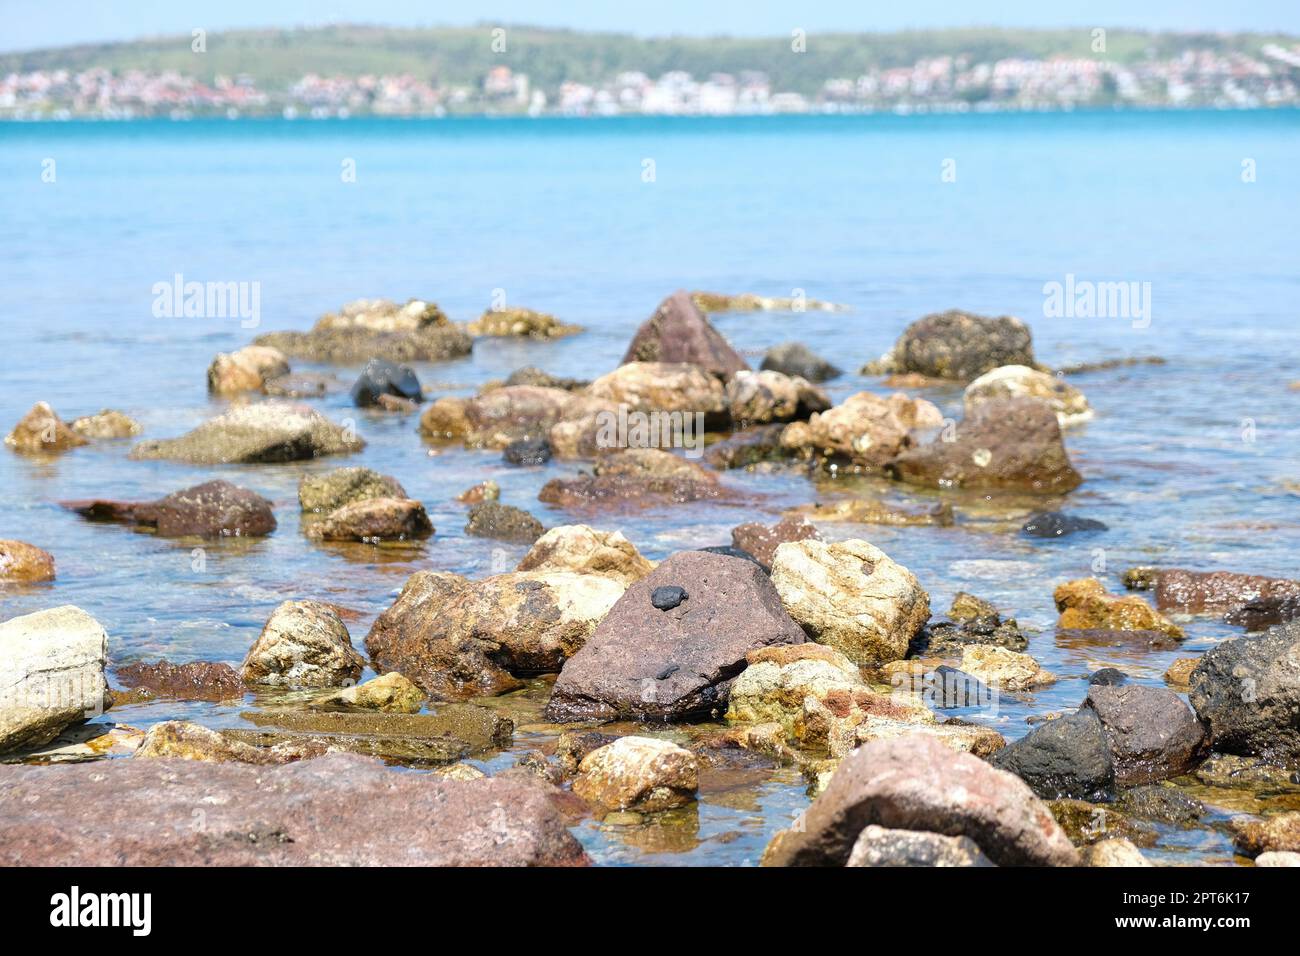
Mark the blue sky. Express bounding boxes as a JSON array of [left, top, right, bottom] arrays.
[[3, 0, 1299, 53]]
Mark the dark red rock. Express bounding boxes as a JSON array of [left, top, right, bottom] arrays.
[[114, 660, 243, 702], [1123, 567, 1300, 614], [62, 480, 276, 538], [731, 516, 821, 568], [621, 290, 749, 380], [0, 752, 588, 866]]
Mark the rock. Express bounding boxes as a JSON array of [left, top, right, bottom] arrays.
[[503, 436, 553, 466], [769, 539, 930, 667], [316, 297, 449, 333], [988, 709, 1115, 801], [207, 345, 290, 395], [1231, 812, 1300, 857], [572, 736, 699, 812], [784, 391, 943, 470], [1188, 620, 1300, 763], [621, 290, 748, 379], [1021, 512, 1108, 538], [237, 706, 512, 759], [0, 752, 588, 866], [418, 396, 471, 441], [375, 393, 419, 414], [847, 718, 1005, 759], [691, 291, 846, 314], [1089, 667, 1128, 686], [114, 660, 242, 702], [731, 516, 821, 568], [515, 525, 653, 586], [263, 372, 333, 398], [298, 467, 407, 513], [959, 646, 1056, 690], [1082, 684, 1209, 785], [68, 409, 141, 439], [135, 721, 322, 764], [240, 601, 365, 688], [557, 730, 622, 775], [1056, 628, 1181, 652], [589, 361, 727, 417], [1163, 657, 1200, 687], [465, 502, 545, 544], [789, 498, 955, 528], [254, 299, 471, 364], [1054, 578, 1184, 638], [1083, 838, 1152, 867], [761, 341, 842, 382], [1193, 754, 1300, 790], [468, 306, 582, 339], [1256, 851, 1300, 866], [1123, 567, 1300, 616], [1225, 595, 1300, 631], [725, 370, 830, 426], [704, 424, 788, 470], [1049, 799, 1156, 847], [1058, 356, 1167, 374], [65, 479, 278, 540], [846, 825, 994, 867], [699, 545, 764, 568], [651, 586, 687, 610], [1118, 785, 1205, 826], [461, 385, 580, 449], [350, 357, 423, 407], [503, 367, 588, 391], [433, 762, 487, 781], [919, 594, 1029, 654], [888, 397, 1082, 494], [0, 606, 110, 754], [869, 310, 1036, 381], [545, 550, 806, 722], [311, 672, 426, 713], [456, 480, 500, 505], [5, 402, 87, 454], [965, 365, 1092, 426], [762, 735, 1078, 866], [0, 540, 55, 583], [306, 497, 433, 542], [539, 449, 725, 511], [130, 402, 363, 464]]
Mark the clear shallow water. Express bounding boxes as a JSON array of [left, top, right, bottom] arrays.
[[2, 111, 1299, 865]]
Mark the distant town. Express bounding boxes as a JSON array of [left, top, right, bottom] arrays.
[[4, 33, 1300, 119]]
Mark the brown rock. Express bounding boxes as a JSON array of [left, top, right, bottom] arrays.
[[1231, 812, 1300, 857], [1123, 567, 1300, 614], [68, 409, 141, 439], [0, 540, 55, 583], [572, 736, 699, 812], [62, 480, 277, 539], [1163, 657, 1200, 687], [135, 720, 322, 764], [785, 391, 942, 470], [464, 501, 545, 544], [1054, 578, 1184, 638], [539, 449, 725, 511], [240, 600, 365, 688], [298, 466, 407, 513], [207, 345, 290, 395], [731, 516, 821, 568], [5, 402, 88, 454], [621, 290, 748, 379], [114, 660, 242, 702], [516, 524, 654, 586], [306, 497, 433, 542], [417, 396, 470, 441]]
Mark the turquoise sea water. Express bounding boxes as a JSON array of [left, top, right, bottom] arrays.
[[2, 111, 1299, 865]]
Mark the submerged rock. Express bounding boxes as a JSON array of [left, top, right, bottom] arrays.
[[763, 735, 1078, 866], [1021, 512, 1107, 538], [207, 345, 290, 396], [350, 357, 423, 407], [468, 306, 582, 339], [235, 706, 512, 761], [239, 600, 366, 689], [5, 402, 88, 454], [965, 365, 1092, 427], [572, 736, 699, 812], [0, 752, 588, 866], [456, 479, 500, 505], [503, 366, 588, 391], [545, 550, 806, 722], [1117, 785, 1206, 826], [769, 539, 930, 667], [0, 606, 111, 754], [515, 524, 653, 586], [68, 409, 142, 439], [1082, 684, 1209, 785], [135, 720, 322, 764], [691, 291, 847, 314], [0, 540, 55, 584], [503, 436, 552, 466], [761, 341, 842, 382], [789, 498, 955, 527], [866, 310, 1037, 381], [130, 402, 363, 464], [306, 497, 433, 542], [989, 709, 1115, 801], [64, 480, 277, 539], [310, 672, 426, 713], [888, 397, 1082, 494], [847, 825, 994, 867], [622, 290, 748, 380], [731, 516, 821, 568], [114, 660, 242, 702], [465, 501, 545, 544], [298, 466, 407, 513]]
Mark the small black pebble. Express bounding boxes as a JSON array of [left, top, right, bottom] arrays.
[[1089, 667, 1129, 686], [651, 586, 687, 611], [503, 436, 552, 466]]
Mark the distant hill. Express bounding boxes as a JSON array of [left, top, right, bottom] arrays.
[[3, 23, 1295, 95]]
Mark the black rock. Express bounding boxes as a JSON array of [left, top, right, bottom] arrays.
[[925, 665, 994, 709], [989, 709, 1116, 802], [1117, 786, 1205, 827], [503, 437, 552, 466], [1089, 668, 1128, 686], [1224, 595, 1300, 631], [760, 342, 842, 383], [651, 586, 688, 611], [351, 358, 423, 407], [1021, 512, 1108, 538], [697, 545, 766, 571]]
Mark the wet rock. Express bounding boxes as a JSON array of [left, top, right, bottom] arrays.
[[763, 735, 1078, 866], [545, 550, 806, 722], [704, 424, 788, 470], [5, 402, 88, 454], [63, 480, 276, 539], [1049, 799, 1155, 847], [515, 524, 653, 586], [731, 516, 821, 568], [298, 466, 407, 513], [920, 594, 1029, 654], [539, 449, 725, 511], [783, 391, 943, 470], [761, 341, 842, 382], [468, 306, 582, 339], [503, 435, 552, 466], [306, 497, 433, 542], [572, 736, 699, 812], [114, 660, 242, 702], [789, 498, 955, 527], [867, 310, 1037, 381], [651, 586, 687, 610], [1054, 577, 1184, 638], [1232, 813, 1300, 857], [1123, 567, 1300, 614], [263, 372, 332, 398], [691, 291, 846, 314], [254, 299, 472, 364], [375, 393, 419, 414], [888, 397, 1082, 494], [513, 749, 565, 785], [1089, 667, 1128, 686], [1193, 754, 1300, 790], [916, 665, 995, 709], [0, 606, 110, 754], [557, 730, 622, 775], [207, 345, 290, 395], [847, 825, 994, 867], [1021, 512, 1107, 538], [135, 720, 322, 764], [465, 501, 545, 544], [1117, 785, 1205, 826], [622, 290, 748, 379], [959, 645, 1056, 690], [456, 479, 500, 505], [417, 396, 471, 442], [240, 600, 365, 689], [0, 752, 588, 866], [1082, 684, 1209, 785], [965, 365, 1092, 427], [1188, 620, 1300, 763], [1082, 838, 1152, 867], [350, 357, 423, 407], [589, 361, 727, 418], [1225, 595, 1300, 631], [130, 402, 363, 464], [311, 672, 426, 713], [69, 409, 141, 439], [988, 709, 1115, 801], [770, 539, 930, 667], [1056, 628, 1181, 652], [0, 540, 55, 584], [503, 366, 588, 391], [234, 706, 511, 762], [725, 369, 830, 426], [461, 385, 579, 449], [1163, 656, 1200, 687]]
